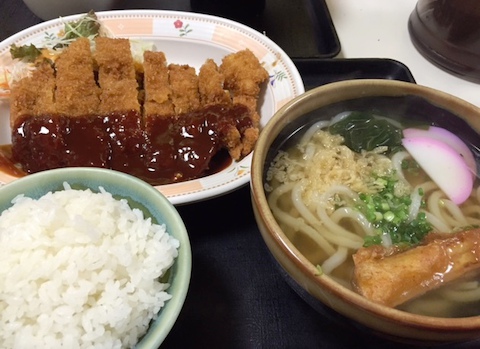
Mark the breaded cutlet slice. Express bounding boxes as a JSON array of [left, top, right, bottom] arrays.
[[220, 49, 268, 96], [168, 64, 200, 114], [198, 59, 231, 107], [55, 37, 100, 116], [219, 49, 268, 156], [10, 63, 56, 127], [221, 126, 242, 160], [94, 37, 140, 114], [232, 94, 262, 156], [219, 49, 268, 127], [143, 51, 175, 118], [239, 127, 259, 157]]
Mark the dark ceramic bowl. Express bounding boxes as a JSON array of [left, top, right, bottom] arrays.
[[251, 79, 480, 344], [408, 0, 480, 82]]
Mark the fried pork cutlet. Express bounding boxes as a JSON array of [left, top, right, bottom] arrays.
[[219, 49, 268, 156], [55, 38, 100, 116], [10, 39, 269, 184], [198, 59, 231, 107], [353, 229, 480, 308], [10, 63, 55, 128], [198, 58, 242, 159], [239, 126, 260, 157], [94, 37, 140, 114], [143, 51, 174, 118], [168, 64, 201, 114], [220, 49, 269, 128]]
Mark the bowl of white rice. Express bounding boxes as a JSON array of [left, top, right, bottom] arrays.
[[0, 167, 191, 349]]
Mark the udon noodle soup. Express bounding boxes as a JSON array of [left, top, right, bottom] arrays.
[[265, 110, 480, 317]]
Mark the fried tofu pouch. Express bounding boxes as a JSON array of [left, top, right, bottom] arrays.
[[353, 229, 480, 308]]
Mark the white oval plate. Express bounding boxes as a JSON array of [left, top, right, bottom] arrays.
[[0, 10, 304, 205]]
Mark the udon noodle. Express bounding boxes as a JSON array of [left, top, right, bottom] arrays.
[[265, 112, 480, 317]]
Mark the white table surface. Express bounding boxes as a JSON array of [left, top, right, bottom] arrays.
[[326, 0, 479, 108]]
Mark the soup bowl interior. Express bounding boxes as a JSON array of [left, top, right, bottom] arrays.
[[251, 79, 480, 344], [0, 167, 192, 348]]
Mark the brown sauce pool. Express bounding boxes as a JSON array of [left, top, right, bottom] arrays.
[[4, 104, 252, 185]]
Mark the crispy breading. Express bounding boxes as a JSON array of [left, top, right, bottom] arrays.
[[198, 59, 231, 106], [353, 229, 480, 307], [220, 49, 269, 97], [233, 95, 261, 128], [10, 63, 55, 127], [168, 64, 200, 114], [240, 127, 259, 157], [220, 49, 268, 97], [94, 37, 140, 113], [54, 38, 100, 116], [222, 126, 242, 160], [143, 51, 175, 117], [219, 49, 268, 153]]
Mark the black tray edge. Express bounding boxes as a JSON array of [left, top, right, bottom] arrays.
[[300, 0, 342, 59], [292, 57, 416, 90]]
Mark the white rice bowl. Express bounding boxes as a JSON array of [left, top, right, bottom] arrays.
[[0, 182, 180, 349]]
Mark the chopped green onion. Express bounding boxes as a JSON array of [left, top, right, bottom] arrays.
[[383, 211, 395, 222], [357, 174, 433, 247]]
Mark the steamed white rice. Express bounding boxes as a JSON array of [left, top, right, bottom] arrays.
[[0, 183, 179, 349]]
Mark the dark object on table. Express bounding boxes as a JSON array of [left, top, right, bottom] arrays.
[[293, 58, 416, 90], [190, 0, 266, 23], [1, 0, 340, 59], [190, 0, 340, 58], [408, 0, 480, 83]]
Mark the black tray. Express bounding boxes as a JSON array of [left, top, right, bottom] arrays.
[[1, 0, 340, 59], [188, 0, 340, 58], [293, 58, 416, 90], [259, 0, 341, 58]]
